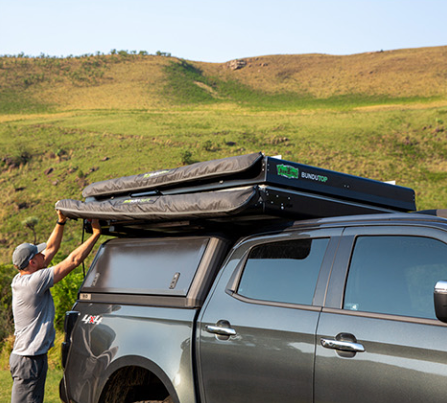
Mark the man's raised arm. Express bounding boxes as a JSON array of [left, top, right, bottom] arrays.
[[43, 210, 68, 267], [53, 219, 101, 284]]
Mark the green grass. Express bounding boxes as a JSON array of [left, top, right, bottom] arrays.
[[0, 332, 65, 402], [0, 368, 63, 403], [163, 60, 217, 104], [1, 105, 447, 265], [163, 59, 438, 110], [0, 89, 53, 114]]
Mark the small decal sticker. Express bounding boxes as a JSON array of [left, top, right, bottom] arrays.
[[142, 170, 170, 179], [91, 273, 100, 287], [121, 197, 157, 204], [300, 171, 329, 183], [277, 164, 299, 179], [81, 314, 103, 325]]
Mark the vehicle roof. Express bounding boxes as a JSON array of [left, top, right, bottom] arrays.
[[285, 211, 447, 231], [91, 210, 447, 244]]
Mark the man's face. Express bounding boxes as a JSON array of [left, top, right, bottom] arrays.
[[31, 252, 46, 270]]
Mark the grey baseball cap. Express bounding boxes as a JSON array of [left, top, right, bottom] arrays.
[[12, 242, 47, 270]]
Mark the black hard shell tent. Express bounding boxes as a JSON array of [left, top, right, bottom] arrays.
[[56, 153, 416, 232]]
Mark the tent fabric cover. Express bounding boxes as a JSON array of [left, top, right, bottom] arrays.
[[82, 152, 263, 199], [56, 186, 260, 222]]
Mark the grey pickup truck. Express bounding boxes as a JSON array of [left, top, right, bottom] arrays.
[[57, 153, 447, 403]]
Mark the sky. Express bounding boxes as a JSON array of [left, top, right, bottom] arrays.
[[0, 0, 446, 63]]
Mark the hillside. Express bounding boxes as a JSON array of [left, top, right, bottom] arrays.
[[0, 46, 446, 115], [1, 46, 447, 265]]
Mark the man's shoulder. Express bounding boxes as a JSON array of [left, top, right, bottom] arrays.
[[13, 268, 54, 291], [33, 267, 54, 284], [11, 272, 21, 286]]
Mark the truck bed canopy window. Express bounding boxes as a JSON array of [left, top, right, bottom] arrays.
[[81, 237, 210, 296]]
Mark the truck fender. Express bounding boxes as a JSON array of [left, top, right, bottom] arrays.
[[95, 355, 179, 403]]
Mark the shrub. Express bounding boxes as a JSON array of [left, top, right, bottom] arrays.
[[203, 140, 219, 152], [52, 269, 84, 331], [203, 140, 213, 151], [50, 252, 85, 331], [156, 51, 171, 57], [181, 150, 193, 165], [0, 264, 15, 343]]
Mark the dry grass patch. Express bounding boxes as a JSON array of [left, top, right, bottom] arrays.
[[199, 46, 447, 99]]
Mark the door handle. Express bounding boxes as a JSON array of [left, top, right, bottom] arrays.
[[205, 320, 236, 338], [321, 338, 365, 353], [206, 325, 236, 336]]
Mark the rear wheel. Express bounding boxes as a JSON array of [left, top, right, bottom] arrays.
[[99, 366, 171, 403]]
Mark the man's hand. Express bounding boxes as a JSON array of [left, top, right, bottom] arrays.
[[57, 210, 67, 224], [91, 219, 101, 235]]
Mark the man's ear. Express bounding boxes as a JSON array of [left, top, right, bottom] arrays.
[[27, 257, 37, 269]]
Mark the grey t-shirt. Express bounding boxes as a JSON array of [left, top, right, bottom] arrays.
[[11, 267, 55, 356]]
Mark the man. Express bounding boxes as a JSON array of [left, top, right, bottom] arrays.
[[9, 210, 101, 403]]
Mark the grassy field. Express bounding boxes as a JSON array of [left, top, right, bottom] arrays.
[[0, 48, 447, 393], [0, 368, 63, 403], [0, 332, 63, 402], [2, 103, 447, 263]]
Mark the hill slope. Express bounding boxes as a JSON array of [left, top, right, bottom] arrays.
[[0, 46, 447, 264], [0, 46, 446, 114]]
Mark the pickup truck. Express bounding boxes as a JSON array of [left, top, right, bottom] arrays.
[[58, 154, 447, 403]]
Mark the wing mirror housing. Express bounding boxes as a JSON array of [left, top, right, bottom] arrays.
[[434, 281, 447, 322]]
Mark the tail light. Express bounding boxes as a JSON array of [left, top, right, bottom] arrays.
[[61, 311, 80, 368]]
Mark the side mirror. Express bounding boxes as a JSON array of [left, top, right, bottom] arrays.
[[434, 281, 447, 322]]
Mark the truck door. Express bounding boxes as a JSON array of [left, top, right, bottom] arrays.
[[197, 228, 342, 403], [315, 226, 447, 403]]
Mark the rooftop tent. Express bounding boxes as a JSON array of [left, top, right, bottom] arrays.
[[56, 186, 260, 222], [81, 152, 264, 199], [56, 153, 416, 228]]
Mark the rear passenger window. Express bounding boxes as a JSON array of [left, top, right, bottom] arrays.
[[237, 238, 329, 305], [344, 236, 447, 319]]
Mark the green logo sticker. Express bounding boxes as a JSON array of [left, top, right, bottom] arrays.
[[277, 164, 299, 179]]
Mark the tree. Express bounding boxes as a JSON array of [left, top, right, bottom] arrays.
[[22, 216, 39, 244]]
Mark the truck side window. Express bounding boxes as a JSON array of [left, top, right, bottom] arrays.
[[237, 238, 329, 305], [344, 236, 447, 319]]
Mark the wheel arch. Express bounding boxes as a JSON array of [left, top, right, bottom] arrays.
[[96, 355, 179, 403]]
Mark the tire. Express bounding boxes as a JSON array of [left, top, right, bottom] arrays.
[[133, 397, 173, 403]]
